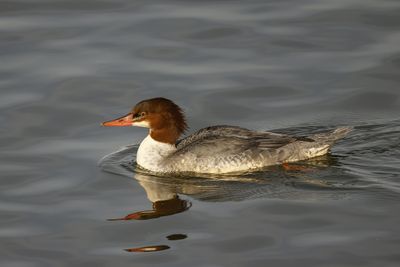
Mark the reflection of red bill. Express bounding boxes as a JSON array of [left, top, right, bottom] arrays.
[[107, 210, 155, 221], [125, 245, 170, 252], [282, 162, 313, 172]]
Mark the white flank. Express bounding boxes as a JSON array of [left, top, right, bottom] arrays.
[[306, 145, 330, 158]]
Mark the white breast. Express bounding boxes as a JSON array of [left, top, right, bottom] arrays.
[[136, 135, 176, 172]]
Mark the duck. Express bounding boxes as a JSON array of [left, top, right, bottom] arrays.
[[102, 97, 351, 174]]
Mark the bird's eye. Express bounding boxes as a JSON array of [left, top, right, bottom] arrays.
[[134, 112, 145, 118]]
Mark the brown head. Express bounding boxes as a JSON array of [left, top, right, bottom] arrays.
[[102, 98, 188, 144]]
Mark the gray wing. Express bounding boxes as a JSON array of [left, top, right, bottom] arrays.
[[176, 125, 252, 149], [169, 126, 315, 172], [175, 135, 258, 158], [176, 125, 310, 152]]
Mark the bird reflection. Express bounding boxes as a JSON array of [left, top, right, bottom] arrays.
[[108, 194, 191, 221], [100, 144, 345, 208], [99, 145, 345, 252], [124, 245, 170, 253]]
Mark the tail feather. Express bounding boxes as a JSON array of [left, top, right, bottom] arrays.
[[331, 126, 353, 140], [310, 126, 353, 143]]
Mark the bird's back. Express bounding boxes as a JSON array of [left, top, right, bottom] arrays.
[[161, 126, 352, 174]]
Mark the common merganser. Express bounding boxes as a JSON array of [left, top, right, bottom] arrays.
[[102, 97, 352, 174]]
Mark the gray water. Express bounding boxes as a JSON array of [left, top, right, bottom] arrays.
[[1, 0, 400, 266]]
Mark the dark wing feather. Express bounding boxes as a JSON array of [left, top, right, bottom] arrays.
[[176, 125, 312, 153], [176, 125, 252, 149]]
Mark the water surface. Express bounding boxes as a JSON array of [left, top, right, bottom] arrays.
[[1, 0, 400, 266]]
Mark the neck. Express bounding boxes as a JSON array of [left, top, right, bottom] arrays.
[[150, 127, 180, 145]]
